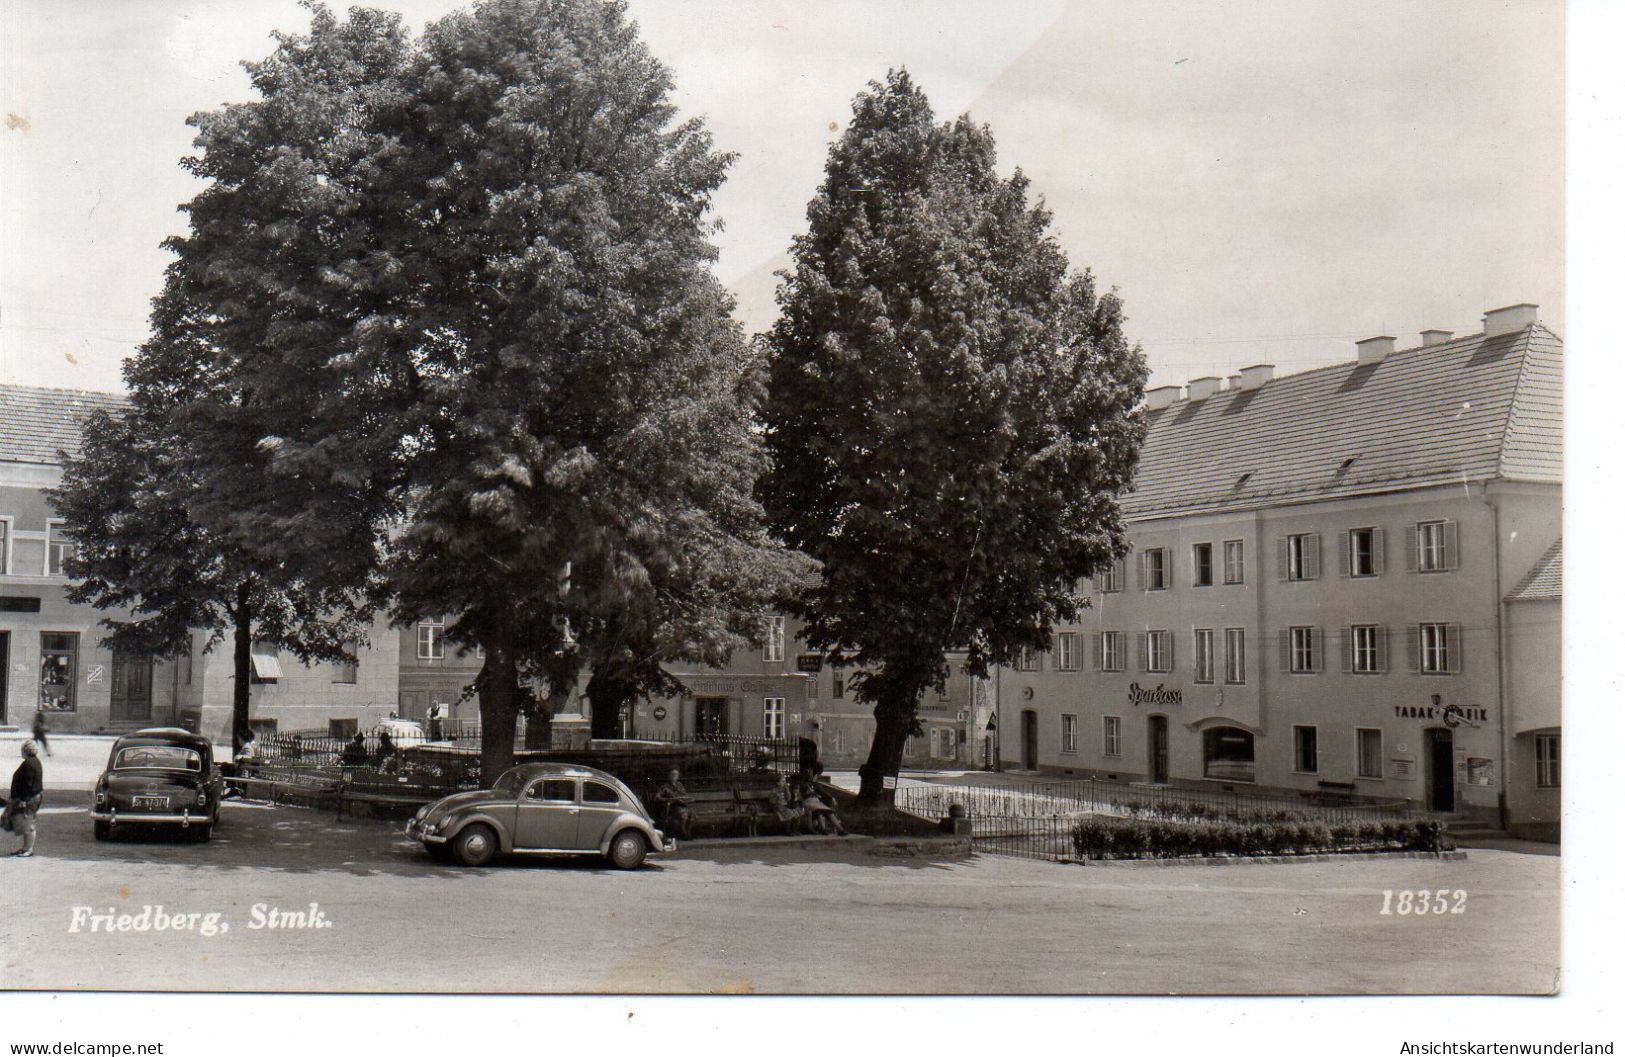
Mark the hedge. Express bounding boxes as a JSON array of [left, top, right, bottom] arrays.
[[1071, 816, 1453, 860]]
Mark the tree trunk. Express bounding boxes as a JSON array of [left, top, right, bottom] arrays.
[[587, 670, 637, 740], [857, 687, 918, 807], [478, 643, 520, 783], [231, 582, 253, 753]]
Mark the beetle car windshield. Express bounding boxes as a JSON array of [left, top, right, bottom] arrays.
[[492, 769, 528, 796], [114, 746, 203, 772]]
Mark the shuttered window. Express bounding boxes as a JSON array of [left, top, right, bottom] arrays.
[[1409, 521, 1458, 573], [1193, 629, 1214, 683], [1057, 632, 1081, 671], [1098, 632, 1125, 673], [1222, 540, 1245, 584], [1142, 630, 1172, 673], [1343, 625, 1387, 674], [1408, 623, 1462, 674], [1140, 548, 1169, 591], [1224, 628, 1246, 684], [1095, 558, 1124, 593], [1279, 533, 1320, 581], [1284, 626, 1321, 673], [1341, 527, 1385, 577]]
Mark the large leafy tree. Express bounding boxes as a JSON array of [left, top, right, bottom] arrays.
[[51, 393, 367, 750], [761, 71, 1148, 804], [148, 0, 808, 778]]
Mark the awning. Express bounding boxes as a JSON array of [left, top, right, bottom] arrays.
[[250, 651, 283, 681]]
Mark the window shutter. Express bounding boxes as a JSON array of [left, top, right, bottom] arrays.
[[1337, 532, 1351, 577], [1137, 552, 1147, 591], [1340, 628, 1354, 673], [1371, 527, 1386, 575], [1406, 624, 1420, 671], [1310, 626, 1323, 672], [1138, 633, 1148, 672], [1443, 521, 1459, 571], [1166, 633, 1175, 673], [1278, 628, 1292, 672], [1405, 525, 1419, 572], [1304, 533, 1321, 579], [1093, 633, 1103, 671], [1376, 625, 1389, 672], [1448, 623, 1463, 673], [1277, 537, 1290, 580]]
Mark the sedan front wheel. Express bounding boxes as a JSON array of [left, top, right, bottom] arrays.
[[453, 823, 499, 867]]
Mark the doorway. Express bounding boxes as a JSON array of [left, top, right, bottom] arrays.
[[1148, 715, 1170, 783], [110, 652, 153, 723], [695, 697, 729, 737], [1426, 727, 1456, 812], [1020, 709, 1038, 770]]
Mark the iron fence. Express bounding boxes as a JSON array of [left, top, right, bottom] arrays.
[[967, 816, 1075, 862], [895, 774, 1410, 827]]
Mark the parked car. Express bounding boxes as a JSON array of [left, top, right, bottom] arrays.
[[90, 728, 224, 842], [406, 762, 674, 869]]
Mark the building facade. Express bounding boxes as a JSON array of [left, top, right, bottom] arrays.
[[397, 620, 484, 726], [1, 384, 400, 743], [633, 616, 991, 770], [994, 305, 1561, 838]]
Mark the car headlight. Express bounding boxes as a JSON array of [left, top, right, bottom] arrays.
[[197, 790, 209, 806], [412, 807, 428, 824], [94, 789, 106, 805]]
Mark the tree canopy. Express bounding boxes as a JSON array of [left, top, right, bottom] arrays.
[[136, 0, 809, 775], [760, 71, 1148, 802]]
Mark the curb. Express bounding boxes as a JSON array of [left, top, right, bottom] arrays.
[[670, 834, 973, 859], [1061, 850, 1468, 868]]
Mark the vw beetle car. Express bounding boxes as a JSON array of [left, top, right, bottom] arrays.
[[90, 728, 223, 841], [406, 762, 673, 869]]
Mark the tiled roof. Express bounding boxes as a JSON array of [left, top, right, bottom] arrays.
[[1506, 539, 1562, 602], [0, 384, 126, 465], [1124, 324, 1563, 519]]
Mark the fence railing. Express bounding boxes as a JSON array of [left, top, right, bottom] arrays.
[[895, 774, 1410, 828]]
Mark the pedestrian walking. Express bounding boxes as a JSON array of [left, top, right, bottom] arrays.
[[31, 710, 51, 756], [7, 741, 44, 857]]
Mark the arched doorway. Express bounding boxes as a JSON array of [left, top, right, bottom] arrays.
[[1147, 714, 1169, 783], [1425, 727, 1455, 812], [1021, 709, 1038, 770]]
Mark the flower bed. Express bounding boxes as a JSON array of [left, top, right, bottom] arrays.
[[1070, 817, 1453, 860]]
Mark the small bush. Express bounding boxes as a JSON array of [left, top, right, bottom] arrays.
[[1071, 815, 1450, 860]]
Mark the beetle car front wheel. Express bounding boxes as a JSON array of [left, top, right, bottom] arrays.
[[607, 830, 648, 870], [453, 824, 499, 867]]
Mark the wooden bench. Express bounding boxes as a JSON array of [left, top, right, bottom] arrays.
[[666, 788, 750, 838], [336, 775, 449, 820]]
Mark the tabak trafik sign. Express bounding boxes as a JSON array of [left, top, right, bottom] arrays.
[[1391, 703, 1487, 727]]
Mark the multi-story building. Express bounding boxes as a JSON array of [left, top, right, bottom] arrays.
[[397, 619, 484, 726], [0, 384, 400, 742], [635, 616, 990, 770], [994, 304, 1562, 839]]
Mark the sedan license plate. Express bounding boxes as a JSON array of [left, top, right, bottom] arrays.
[[132, 795, 170, 810]]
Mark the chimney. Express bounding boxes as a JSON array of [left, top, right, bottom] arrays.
[[1236, 364, 1274, 392], [1420, 329, 1454, 347], [1355, 336, 1396, 366], [1144, 385, 1182, 411], [1186, 376, 1222, 401], [1483, 303, 1538, 338], [1227, 374, 1243, 391]]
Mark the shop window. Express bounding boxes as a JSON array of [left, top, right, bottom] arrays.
[[1192, 543, 1214, 587], [1061, 713, 1078, 754], [763, 615, 786, 663], [1357, 728, 1384, 779], [1535, 734, 1560, 788], [1222, 540, 1244, 584], [763, 697, 785, 739], [1202, 726, 1256, 782], [1279, 533, 1320, 581], [39, 632, 79, 712], [1294, 726, 1318, 773], [1193, 629, 1214, 684], [1224, 628, 1246, 684], [1103, 716, 1122, 757]]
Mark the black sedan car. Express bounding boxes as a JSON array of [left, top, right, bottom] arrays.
[[90, 728, 223, 842]]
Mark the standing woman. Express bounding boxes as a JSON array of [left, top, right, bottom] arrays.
[[9, 741, 44, 857]]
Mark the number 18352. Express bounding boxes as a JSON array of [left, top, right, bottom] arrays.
[[1381, 889, 1467, 915]]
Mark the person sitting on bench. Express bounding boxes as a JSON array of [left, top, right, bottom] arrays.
[[798, 775, 847, 836], [652, 768, 695, 840], [769, 775, 806, 835]]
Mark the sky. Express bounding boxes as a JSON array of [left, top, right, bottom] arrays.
[[0, 0, 1564, 393]]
